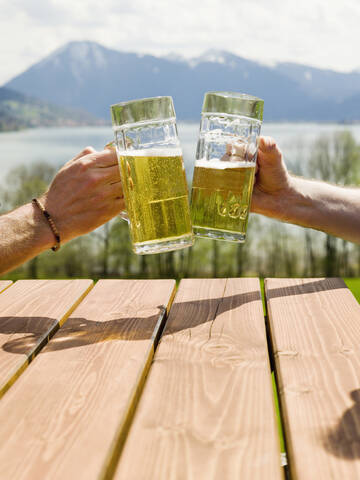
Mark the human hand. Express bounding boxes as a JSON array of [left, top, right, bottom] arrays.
[[251, 136, 293, 220], [41, 147, 124, 243]]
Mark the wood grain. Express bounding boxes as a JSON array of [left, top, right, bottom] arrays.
[[0, 279, 93, 397], [0, 281, 12, 294], [115, 278, 283, 480], [265, 278, 360, 479], [0, 279, 175, 480]]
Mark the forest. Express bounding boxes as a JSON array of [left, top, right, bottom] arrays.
[[1, 130, 359, 281]]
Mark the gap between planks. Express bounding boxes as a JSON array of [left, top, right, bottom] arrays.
[[0, 279, 176, 480], [265, 277, 360, 480], [0, 279, 94, 398], [114, 278, 283, 480], [99, 280, 177, 480]]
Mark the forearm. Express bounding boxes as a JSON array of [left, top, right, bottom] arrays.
[[0, 203, 54, 275], [260, 176, 360, 243]]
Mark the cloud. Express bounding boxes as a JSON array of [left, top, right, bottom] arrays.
[[9, 0, 71, 25], [0, 0, 359, 85]]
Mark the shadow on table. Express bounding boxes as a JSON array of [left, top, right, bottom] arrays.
[[0, 277, 347, 355], [323, 390, 360, 460], [0, 289, 260, 354], [265, 277, 346, 300]]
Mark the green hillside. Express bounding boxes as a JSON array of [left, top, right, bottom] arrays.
[[0, 87, 104, 131]]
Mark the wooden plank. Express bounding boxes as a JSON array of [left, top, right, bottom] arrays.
[[115, 278, 283, 480], [0, 281, 12, 294], [0, 279, 176, 480], [0, 279, 93, 397], [265, 278, 360, 479]]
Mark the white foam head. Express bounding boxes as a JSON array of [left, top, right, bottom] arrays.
[[195, 158, 255, 169], [117, 147, 182, 157]]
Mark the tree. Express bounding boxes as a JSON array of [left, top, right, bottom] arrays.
[[0, 161, 96, 279], [303, 230, 317, 276], [0, 162, 55, 212], [0, 162, 56, 278], [108, 218, 134, 277], [2, 131, 359, 281]]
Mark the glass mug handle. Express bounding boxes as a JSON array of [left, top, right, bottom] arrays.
[[104, 141, 129, 222]]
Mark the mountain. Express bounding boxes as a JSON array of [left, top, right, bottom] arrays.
[[276, 63, 360, 102], [0, 86, 104, 132], [5, 41, 360, 122]]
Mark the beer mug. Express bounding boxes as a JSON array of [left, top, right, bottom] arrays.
[[190, 91, 264, 243], [111, 96, 193, 255]]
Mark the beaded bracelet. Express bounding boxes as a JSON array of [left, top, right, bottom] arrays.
[[32, 198, 61, 252]]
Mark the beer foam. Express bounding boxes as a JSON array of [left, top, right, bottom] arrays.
[[195, 158, 255, 169], [117, 147, 182, 157]]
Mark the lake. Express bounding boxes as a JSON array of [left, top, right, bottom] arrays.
[[1, 122, 360, 185]]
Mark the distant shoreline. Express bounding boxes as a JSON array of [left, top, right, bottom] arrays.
[[2, 119, 360, 134], [0, 120, 107, 134]]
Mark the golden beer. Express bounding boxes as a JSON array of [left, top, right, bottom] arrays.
[[118, 149, 193, 253], [191, 160, 255, 242]]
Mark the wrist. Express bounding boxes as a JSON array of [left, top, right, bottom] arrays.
[[252, 173, 297, 222], [40, 192, 70, 245], [277, 176, 320, 229], [32, 198, 61, 251], [0, 202, 56, 275], [29, 201, 56, 251]]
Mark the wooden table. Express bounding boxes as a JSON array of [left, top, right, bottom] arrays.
[[0, 278, 360, 479]]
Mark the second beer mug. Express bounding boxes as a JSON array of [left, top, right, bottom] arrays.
[[111, 96, 193, 255], [191, 91, 264, 243]]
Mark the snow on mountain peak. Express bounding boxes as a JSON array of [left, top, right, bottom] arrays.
[[191, 49, 235, 66], [38, 41, 108, 71]]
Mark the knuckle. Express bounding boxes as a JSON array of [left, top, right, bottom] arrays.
[[77, 157, 91, 172], [82, 146, 95, 156], [266, 137, 277, 150], [86, 172, 101, 189]]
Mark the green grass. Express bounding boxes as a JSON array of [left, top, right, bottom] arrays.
[[344, 278, 360, 303], [272, 372, 286, 454]]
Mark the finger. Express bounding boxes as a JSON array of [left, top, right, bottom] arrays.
[[258, 136, 274, 151], [67, 146, 96, 165], [258, 136, 281, 154], [90, 149, 118, 168], [230, 141, 246, 159], [97, 165, 121, 185], [104, 141, 116, 151], [109, 196, 126, 214], [104, 181, 124, 199], [257, 137, 282, 163]]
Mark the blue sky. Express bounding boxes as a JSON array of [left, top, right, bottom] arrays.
[[1, 0, 359, 84]]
